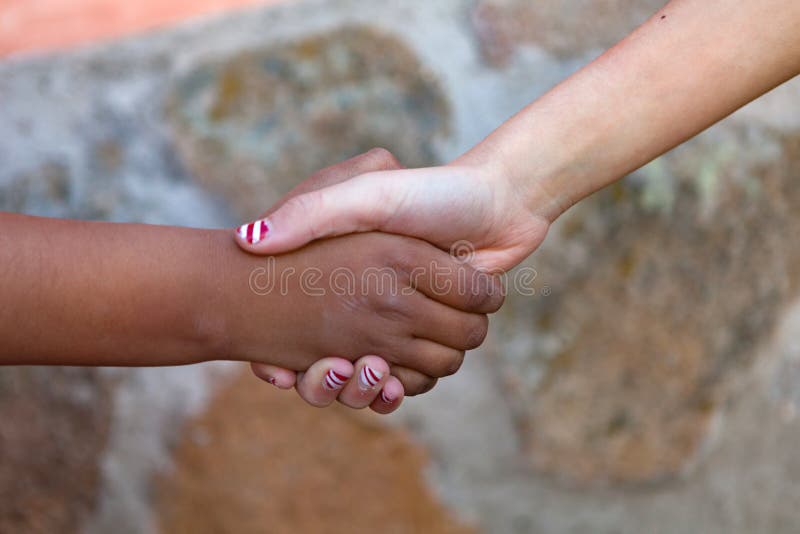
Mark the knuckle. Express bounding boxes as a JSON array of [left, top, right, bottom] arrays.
[[406, 376, 438, 396], [366, 147, 401, 169], [385, 238, 436, 281], [286, 190, 316, 215], [440, 350, 466, 377], [365, 239, 423, 288], [465, 316, 489, 350], [305, 396, 332, 409], [465, 286, 493, 312], [287, 191, 327, 240], [338, 398, 368, 410], [485, 277, 506, 312], [465, 273, 505, 313], [384, 254, 415, 285], [372, 293, 414, 323], [489, 290, 506, 313]]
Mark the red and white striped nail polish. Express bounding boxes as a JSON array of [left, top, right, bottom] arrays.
[[323, 369, 350, 391], [237, 219, 269, 245], [380, 389, 393, 404], [358, 365, 383, 390]]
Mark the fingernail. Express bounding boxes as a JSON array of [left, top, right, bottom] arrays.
[[380, 389, 394, 404], [237, 219, 269, 245], [358, 365, 383, 390], [323, 369, 350, 391]]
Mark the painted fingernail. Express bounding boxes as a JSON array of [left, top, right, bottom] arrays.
[[323, 369, 350, 391], [380, 389, 394, 404], [237, 219, 269, 245], [358, 365, 383, 390], [266, 376, 277, 387]]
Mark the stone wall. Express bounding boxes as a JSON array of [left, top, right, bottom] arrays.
[[2, 1, 800, 532]]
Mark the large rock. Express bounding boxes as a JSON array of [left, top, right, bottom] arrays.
[[165, 25, 450, 219], [0, 367, 111, 533], [495, 125, 800, 484]]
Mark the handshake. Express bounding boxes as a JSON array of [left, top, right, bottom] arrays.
[[3, 0, 791, 420], [0, 132, 551, 405], [226, 148, 551, 414]]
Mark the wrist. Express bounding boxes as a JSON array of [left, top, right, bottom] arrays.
[[190, 229, 251, 363], [195, 229, 288, 364], [452, 135, 566, 225]]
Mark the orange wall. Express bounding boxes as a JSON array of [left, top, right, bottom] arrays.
[[0, 0, 291, 57]]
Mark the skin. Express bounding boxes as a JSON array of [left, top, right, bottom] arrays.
[[250, 149, 419, 402], [250, 149, 507, 408], [238, 0, 800, 274], [0, 213, 502, 413]]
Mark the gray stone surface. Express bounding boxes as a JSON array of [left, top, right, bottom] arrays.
[[493, 126, 800, 485], [2, 0, 800, 533], [472, 0, 666, 65], [165, 25, 450, 218]]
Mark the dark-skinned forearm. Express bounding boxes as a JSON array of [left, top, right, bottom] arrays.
[[0, 213, 244, 366]]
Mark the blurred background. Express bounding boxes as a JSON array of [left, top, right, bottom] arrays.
[[2, 1, 800, 532]]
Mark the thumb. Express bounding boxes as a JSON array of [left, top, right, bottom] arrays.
[[234, 174, 396, 255]]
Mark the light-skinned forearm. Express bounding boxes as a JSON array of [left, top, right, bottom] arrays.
[[459, 0, 800, 220], [0, 213, 237, 366]]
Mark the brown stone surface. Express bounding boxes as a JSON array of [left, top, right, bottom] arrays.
[[165, 25, 450, 219], [473, 0, 666, 65], [155, 370, 472, 534], [495, 128, 800, 485], [0, 367, 112, 533]]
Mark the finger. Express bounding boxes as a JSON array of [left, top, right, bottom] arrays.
[[405, 292, 490, 350], [337, 356, 390, 409], [264, 148, 404, 217], [234, 171, 400, 252], [294, 357, 355, 408], [235, 148, 403, 250], [392, 339, 466, 378], [402, 242, 506, 314], [370, 376, 404, 414], [389, 365, 438, 396], [250, 362, 297, 390]]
